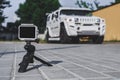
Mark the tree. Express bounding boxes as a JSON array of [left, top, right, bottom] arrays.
[[116, 0, 120, 3], [0, 0, 11, 26], [75, 0, 89, 8], [75, 0, 96, 10], [75, 0, 107, 10], [16, 0, 61, 33]]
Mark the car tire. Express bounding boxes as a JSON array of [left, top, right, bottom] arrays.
[[71, 37, 80, 43], [60, 25, 71, 43], [92, 36, 104, 44], [45, 30, 50, 43]]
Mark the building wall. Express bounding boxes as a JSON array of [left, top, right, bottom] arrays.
[[93, 3, 120, 41], [0, 32, 18, 41]]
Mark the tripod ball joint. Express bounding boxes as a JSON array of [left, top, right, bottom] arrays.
[[24, 44, 35, 52]]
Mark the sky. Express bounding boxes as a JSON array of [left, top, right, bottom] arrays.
[[59, 0, 115, 7], [3, 0, 25, 26], [3, 0, 115, 26]]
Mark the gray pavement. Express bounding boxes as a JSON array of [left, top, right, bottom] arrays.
[[0, 42, 120, 80]]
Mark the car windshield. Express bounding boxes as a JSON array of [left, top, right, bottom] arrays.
[[60, 10, 92, 16]]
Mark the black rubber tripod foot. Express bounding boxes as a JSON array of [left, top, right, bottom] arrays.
[[18, 63, 29, 73], [18, 68, 26, 73]]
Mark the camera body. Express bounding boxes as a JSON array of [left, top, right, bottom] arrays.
[[18, 24, 38, 41]]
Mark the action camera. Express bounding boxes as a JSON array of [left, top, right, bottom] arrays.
[[18, 24, 38, 41]]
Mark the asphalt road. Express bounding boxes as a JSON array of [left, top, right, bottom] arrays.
[[0, 42, 120, 80]]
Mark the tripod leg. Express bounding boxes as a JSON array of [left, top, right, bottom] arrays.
[[34, 56, 53, 66], [18, 42, 36, 73], [18, 55, 29, 73], [29, 54, 34, 63], [18, 62, 29, 73]]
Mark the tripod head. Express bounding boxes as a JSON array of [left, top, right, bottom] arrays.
[[24, 41, 35, 53]]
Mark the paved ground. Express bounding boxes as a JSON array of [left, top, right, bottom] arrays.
[[0, 42, 120, 80]]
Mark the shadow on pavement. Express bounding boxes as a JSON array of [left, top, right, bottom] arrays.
[[26, 60, 63, 72], [0, 45, 81, 57]]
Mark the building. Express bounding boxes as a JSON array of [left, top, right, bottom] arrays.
[[0, 22, 18, 41], [93, 3, 120, 41]]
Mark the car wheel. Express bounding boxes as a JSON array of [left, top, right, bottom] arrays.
[[92, 36, 104, 44], [60, 25, 71, 43]]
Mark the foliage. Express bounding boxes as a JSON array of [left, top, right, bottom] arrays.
[[16, 0, 60, 33], [75, 0, 89, 8], [0, 0, 11, 26], [75, 0, 110, 10], [116, 0, 120, 3]]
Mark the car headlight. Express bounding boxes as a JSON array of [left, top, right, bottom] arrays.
[[69, 19, 72, 22], [74, 18, 79, 23], [66, 18, 74, 22], [97, 19, 101, 23], [102, 19, 105, 23]]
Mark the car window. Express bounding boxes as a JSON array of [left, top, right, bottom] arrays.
[[52, 14, 54, 20], [47, 16, 50, 21], [56, 12, 58, 18]]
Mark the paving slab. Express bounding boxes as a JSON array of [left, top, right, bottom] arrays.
[[0, 42, 120, 80], [0, 77, 10, 80], [86, 78, 115, 80], [104, 72, 120, 78], [0, 68, 11, 77], [15, 75, 44, 80]]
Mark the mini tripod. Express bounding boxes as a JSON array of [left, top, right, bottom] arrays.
[[18, 41, 53, 73]]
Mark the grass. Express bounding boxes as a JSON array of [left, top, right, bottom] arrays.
[[39, 39, 47, 43], [104, 40, 120, 43]]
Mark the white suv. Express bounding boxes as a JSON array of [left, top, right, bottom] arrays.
[[45, 7, 106, 44]]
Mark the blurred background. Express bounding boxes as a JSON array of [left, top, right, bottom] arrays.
[[0, 0, 119, 41]]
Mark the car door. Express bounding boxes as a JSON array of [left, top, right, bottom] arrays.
[[46, 14, 52, 37], [54, 11, 60, 37]]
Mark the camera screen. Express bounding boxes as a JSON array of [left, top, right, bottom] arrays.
[[20, 27, 35, 38]]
